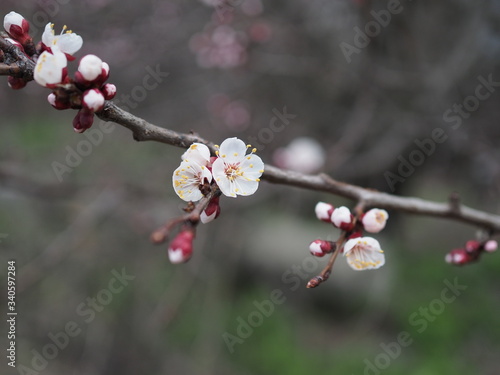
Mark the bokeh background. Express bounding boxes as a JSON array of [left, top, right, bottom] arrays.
[[1, 0, 500, 374]]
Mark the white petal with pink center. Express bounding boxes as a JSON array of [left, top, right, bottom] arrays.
[[343, 237, 385, 271], [42, 22, 83, 55], [362, 208, 389, 233], [182, 143, 211, 166], [172, 161, 212, 202], [34, 46, 67, 87], [212, 137, 264, 198]]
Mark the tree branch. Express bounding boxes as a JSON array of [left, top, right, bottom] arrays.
[[2, 32, 500, 235], [0, 36, 35, 79], [96, 101, 500, 233]]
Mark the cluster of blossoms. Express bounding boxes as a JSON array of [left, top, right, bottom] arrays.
[[189, 0, 271, 69], [2, 11, 116, 133], [309, 203, 389, 273], [167, 137, 264, 264], [207, 93, 251, 131], [445, 239, 497, 266]]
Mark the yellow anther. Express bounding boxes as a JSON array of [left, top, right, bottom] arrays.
[[234, 153, 238, 156], [252, 148, 257, 153]]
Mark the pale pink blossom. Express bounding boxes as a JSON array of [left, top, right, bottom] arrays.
[[343, 237, 385, 271]]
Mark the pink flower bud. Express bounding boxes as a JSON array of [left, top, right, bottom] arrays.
[[82, 89, 105, 112], [309, 239, 334, 257], [101, 83, 116, 100], [315, 202, 334, 223], [362, 208, 389, 233], [465, 240, 481, 253], [331, 206, 354, 232], [72, 108, 95, 133], [200, 196, 221, 224], [47, 92, 70, 110], [3, 12, 30, 43], [445, 248, 475, 266], [168, 229, 195, 264], [101, 62, 110, 80], [7, 76, 27, 90], [484, 240, 498, 253]]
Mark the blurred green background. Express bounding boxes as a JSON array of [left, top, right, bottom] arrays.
[[1, 0, 500, 374]]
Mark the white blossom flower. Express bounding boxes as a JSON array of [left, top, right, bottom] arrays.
[[182, 143, 211, 166], [34, 46, 67, 87], [212, 137, 264, 198], [484, 240, 498, 253], [172, 160, 212, 202], [362, 208, 389, 233], [42, 22, 82, 56], [273, 137, 325, 174], [343, 237, 385, 271]]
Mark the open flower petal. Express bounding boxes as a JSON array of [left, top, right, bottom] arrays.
[[217, 137, 248, 164], [343, 237, 385, 271], [172, 161, 212, 202], [42, 22, 82, 55], [182, 143, 211, 166], [34, 47, 67, 87], [56, 32, 83, 55]]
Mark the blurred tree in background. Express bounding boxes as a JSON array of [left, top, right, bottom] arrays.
[[1, 0, 500, 374]]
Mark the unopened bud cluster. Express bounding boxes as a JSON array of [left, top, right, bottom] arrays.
[[310, 202, 389, 271], [2, 11, 116, 133], [445, 239, 497, 266]]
